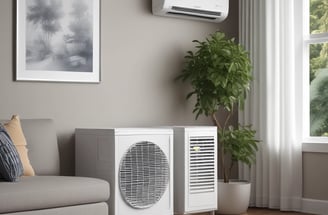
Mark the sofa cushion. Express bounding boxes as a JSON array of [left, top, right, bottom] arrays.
[[0, 203, 108, 215], [0, 176, 110, 213], [20, 119, 60, 175], [4, 115, 35, 176], [0, 125, 23, 182]]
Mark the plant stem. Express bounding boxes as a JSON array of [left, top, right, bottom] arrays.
[[223, 105, 233, 130], [228, 159, 235, 182], [211, 113, 221, 129], [223, 153, 228, 183], [223, 110, 232, 182], [223, 105, 237, 182], [212, 113, 229, 183]]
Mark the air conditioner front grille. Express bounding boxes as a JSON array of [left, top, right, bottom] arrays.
[[119, 141, 169, 208], [189, 136, 215, 194]]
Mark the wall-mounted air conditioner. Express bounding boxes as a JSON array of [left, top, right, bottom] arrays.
[[152, 0, 229, 23], [172, 126, 217, 214]]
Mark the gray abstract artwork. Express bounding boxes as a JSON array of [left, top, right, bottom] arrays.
[[26, 0, 93, 72]]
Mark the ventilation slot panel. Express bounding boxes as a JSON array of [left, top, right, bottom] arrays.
[[189, 136, 215, 194]]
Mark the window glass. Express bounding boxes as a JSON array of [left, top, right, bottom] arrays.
[[310, 43, 328, 136], [310, 0, 328, 34]]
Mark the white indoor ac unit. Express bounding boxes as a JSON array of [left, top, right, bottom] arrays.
[[152, 0, 229, 22], [173, 126, 217, 215], [75, 128, 174, 215]]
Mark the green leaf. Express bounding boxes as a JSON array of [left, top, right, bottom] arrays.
[[186, 92, 195, 100]]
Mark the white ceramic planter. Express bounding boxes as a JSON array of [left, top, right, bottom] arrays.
[[217, 180, 251, 215]]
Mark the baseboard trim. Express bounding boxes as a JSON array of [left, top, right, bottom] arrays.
[[302, 198, 328, 214]]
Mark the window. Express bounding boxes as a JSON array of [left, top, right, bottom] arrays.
[[302, 0, 328, 152], [306, 0, 328, 138]]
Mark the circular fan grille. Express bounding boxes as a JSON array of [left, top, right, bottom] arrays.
[[119, 141, 169, 209]]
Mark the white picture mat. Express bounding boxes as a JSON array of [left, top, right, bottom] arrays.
[[16, 0, 100, 83]]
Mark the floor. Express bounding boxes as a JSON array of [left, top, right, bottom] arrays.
[[243, 208, 314, 215], [193, 208, 313, 215]]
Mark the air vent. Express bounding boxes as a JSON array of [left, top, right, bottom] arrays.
[[119, 141, 169, 209], [172, 6, 222, 16], [189, 136, 215, 194], [167, 6, 222, 20], [167, 11, 217, 20]]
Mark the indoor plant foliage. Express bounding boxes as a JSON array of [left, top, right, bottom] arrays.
[[177, 31, 259, 183]]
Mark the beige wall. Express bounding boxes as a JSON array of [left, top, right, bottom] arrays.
[[0, 0, 239, 175], [303, 152, 328, 200]]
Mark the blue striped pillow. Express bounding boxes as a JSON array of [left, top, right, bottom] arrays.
[[0, 124, 24, 182]]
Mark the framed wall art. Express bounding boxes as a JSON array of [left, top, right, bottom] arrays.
[[16, 0, 100, 83]]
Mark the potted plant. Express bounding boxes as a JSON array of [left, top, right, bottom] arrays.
[[177, 31, 259, 214]]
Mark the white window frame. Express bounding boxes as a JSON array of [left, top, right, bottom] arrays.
[[298, 0, 328, 152]]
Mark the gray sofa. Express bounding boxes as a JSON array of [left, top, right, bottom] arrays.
[[0, 119, 110, 215]]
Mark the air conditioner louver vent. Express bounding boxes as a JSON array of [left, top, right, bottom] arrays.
[[167, 6, 221, 20], [119, 141, 169, 209], [167, 11, 217, 20], [189, 136, 215, 194], [171, 6, 222, 16]]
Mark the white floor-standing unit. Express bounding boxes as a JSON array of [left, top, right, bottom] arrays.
[[172, 126, 217, 215], [75, 128, 174, 215]]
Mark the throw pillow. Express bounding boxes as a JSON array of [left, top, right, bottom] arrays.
[[4, 115, 35, 176], [0, 124, 24, 182]]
